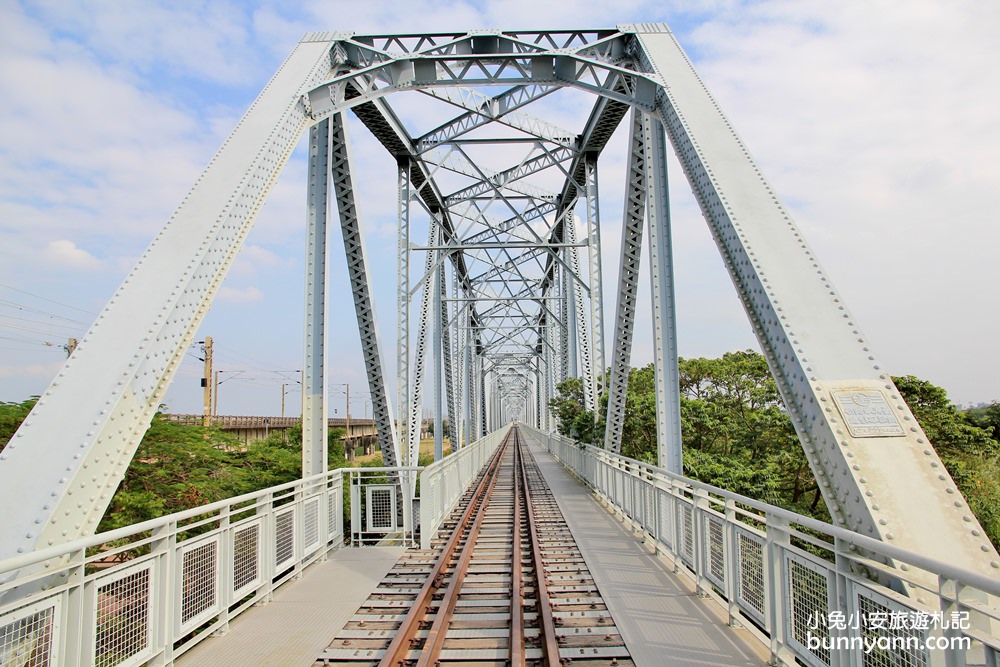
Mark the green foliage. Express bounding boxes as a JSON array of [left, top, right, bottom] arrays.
[[676, 352, 821, 518], [0, 397, 37, 450], [893, 377, 1000, 550], [98, 415, 251, 532], [548, 355, 1000, 550]]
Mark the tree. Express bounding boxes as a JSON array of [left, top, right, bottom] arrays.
[[0, 397, 37, 451], [894, 376, 1000, 550], [98, 413, 251, 532], [549, 377, 602, 444]]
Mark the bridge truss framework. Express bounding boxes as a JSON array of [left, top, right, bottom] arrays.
[[0, 24, 996, 583]]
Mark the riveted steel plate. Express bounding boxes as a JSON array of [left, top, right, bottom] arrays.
[[831, 390, 905, 438]]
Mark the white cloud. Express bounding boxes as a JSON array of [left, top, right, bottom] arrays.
[[3, 0, 999, 415], [42, 240, 101, 270], [216, 286, 265, 304], [0, 360, 65, 380]]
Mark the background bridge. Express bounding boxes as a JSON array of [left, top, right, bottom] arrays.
[[0, 24, 998, 667]]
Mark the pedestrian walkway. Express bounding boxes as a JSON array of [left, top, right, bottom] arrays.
[[522, 432, 769, 667], [176, 547, 403, 666]]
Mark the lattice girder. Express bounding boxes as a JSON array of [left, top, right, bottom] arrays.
[[0, 25, 992, 588]]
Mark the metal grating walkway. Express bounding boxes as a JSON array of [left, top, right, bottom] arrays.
[[176, 547, 403, 666], [521, 434, 769, 667]]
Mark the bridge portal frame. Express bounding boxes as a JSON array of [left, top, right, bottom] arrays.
[[0, 25, 995, 588]]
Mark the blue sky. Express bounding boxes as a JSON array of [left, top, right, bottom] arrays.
[[1, 0, 998, 417]]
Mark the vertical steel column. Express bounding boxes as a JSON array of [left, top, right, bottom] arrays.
[[567, 213, 593, 394], [463, 308, 472, 447], [441, 259, 458, 449], [543, 323, 554, 430], [407, 217, 439, 470], [558, 261, 571, 385], [432, 230, 443, 461], [396, 160, 411, 463], [330, 112, 401, 466], [643, 113, 683, 474], [584, 155, 606, 417], [452, 270, 465, 449], [302, 118, 330, 477], [477, 366, 487, 438], [604, 110, 647, 454]]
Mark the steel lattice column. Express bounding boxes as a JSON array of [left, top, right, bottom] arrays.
[[584, 155, 606, 418], [406, 217, 439, 471], [396, 160, 412, 461], [604, 110, 647, 454], [329, 112, 401, 467]]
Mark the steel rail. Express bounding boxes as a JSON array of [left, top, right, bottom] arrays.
[[378, 438, 508, 667], [510, 430, 526, 667], [516, 428, 561, 667], [416, 444, 505, 667]]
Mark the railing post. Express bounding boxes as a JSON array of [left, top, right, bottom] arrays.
[[764, 512, 794, 666], [258, 491, 275, 604], [724, 498, 741, 629], [830, 536, 856, 667], [938, 576, 967, 667], [693, 487, 711, 597], [61, 547, 87, 667], [151, 519, 177, 666], [214, 504, 233, 637]]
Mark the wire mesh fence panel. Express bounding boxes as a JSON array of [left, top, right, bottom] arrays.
[[94, 560, 153, 667], [0, 598, 59, 667], [677, 502, 695, 570], [642, 481, 655, 535], [232, 520, 262, 600], [735, 528, 766, 625], [855, 586, 929, 667], [328, 488, 341, 543], [704, 514, 726, 590], [274, 507, 296, 574], [656, 487, 673, 551], [785, 553, 832, 667], [621, 470, 634, 517], [303, 498, 321, 553], [366, 486, 397, 532], [179, 538, 220, 633]]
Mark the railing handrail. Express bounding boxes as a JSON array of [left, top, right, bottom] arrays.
[[526, 424, 999, 666], [540, 428, 1000, 597], [0, 464, 418, 576]]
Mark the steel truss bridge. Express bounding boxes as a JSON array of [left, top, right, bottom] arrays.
[[0, 24, 998, 667]]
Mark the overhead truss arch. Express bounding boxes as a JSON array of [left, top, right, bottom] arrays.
[[0, 24, 995, 588]]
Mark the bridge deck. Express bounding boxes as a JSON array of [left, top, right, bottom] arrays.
[[176, 547, 404, 666], [522, 432, 768, 667], [177, 440, 768, 667]]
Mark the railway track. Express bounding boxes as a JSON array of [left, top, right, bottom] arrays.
[[316, 426, 633, 667]]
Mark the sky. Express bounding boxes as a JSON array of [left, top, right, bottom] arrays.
[[1, 0, 998, 419]]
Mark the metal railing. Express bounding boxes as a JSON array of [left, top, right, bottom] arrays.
[[419, 424, 511, 549], [0, 470, 349, 666], [521, 424, 1000, 667], [0, 434, 502, 666]]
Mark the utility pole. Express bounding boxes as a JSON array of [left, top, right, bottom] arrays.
[[281, 383, 286, 418], [201, 336, 213, 426], [345, 382, 350, 456], [213, 370, 219, 416]]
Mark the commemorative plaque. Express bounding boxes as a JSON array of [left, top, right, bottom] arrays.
[[831, 390, 905, 438]]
